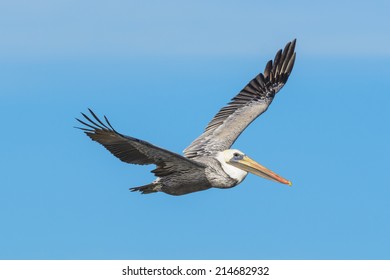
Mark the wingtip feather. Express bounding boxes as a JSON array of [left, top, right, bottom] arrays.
[[76, 109, 120, 135], [264, 60, 272, 78]]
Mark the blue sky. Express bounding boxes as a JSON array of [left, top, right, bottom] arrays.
[[1, 0, 389, 259]]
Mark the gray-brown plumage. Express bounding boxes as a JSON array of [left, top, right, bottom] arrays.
[[76, 39, 296, 196]]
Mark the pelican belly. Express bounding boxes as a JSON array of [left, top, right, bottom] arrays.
[[158, 167, 212, 196]]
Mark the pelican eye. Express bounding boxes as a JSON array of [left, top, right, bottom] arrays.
[[233, 153, 243, 160]]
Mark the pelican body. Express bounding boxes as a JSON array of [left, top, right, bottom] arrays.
[[77, 39, 296, 196]]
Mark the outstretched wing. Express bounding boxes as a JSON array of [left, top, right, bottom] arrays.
[[76, 109, 205, 177], [183, 39, 296, 158]]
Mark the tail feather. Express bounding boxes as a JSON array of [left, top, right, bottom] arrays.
[[130, 183, 159, 194]]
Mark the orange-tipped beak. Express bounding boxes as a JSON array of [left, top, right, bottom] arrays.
[[231, 155, 292, 186]]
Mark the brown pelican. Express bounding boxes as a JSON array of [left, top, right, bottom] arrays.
[[76, 39, 296, 196]]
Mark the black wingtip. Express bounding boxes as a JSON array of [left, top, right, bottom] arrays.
[[286, 38, 296, 50], [292, 38, 297, 45], [264, 39, 297, 80], [289, 39, 297, 57], [264, 60, 273, 78], [75, 109, 119, 135], [284, 39, 297, 74]]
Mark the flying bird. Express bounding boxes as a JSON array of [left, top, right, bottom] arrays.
[[76, 39, 296, 196]]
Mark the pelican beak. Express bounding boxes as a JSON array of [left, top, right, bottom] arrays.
[[231, 155, 292, 186]]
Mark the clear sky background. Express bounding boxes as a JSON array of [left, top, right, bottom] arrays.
[[1, 0, 389, 259]]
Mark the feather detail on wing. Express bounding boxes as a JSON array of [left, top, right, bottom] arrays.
[[76, 109, 205, 177], [184, 39, 296, 158]]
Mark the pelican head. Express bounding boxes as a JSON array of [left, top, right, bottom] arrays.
[[218, 149, 292, 186]]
